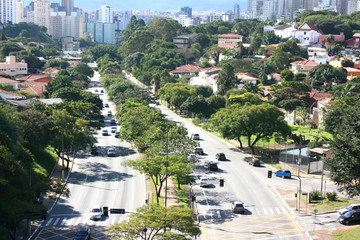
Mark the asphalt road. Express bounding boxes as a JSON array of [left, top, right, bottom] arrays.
[[35, 71, 145, 239]]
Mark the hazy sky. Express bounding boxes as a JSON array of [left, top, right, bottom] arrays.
[[23, 0, 248, 12]]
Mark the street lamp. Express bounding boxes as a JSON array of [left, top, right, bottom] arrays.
[[143, 227, 147, 240]]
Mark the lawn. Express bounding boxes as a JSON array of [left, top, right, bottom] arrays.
[[310, 199, 359, 212], [172, 178, 188, 208], [333, 226, 360, 240]]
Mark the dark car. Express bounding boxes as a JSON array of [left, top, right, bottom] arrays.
[[107, 111, 112, 116], [232, 202, 245, 214], [338, 204, 360, 215], [338, 210, 360, 225], [100, 89, 104, 93], [73, 228, 90, 240], [208, 163, 218, 171], [102, 130, 108, 136], [110, 118, 116, 124], [192, 134, 200, 140], [111, 126, 117, 133], [114, 131, 120, 138], [249, 158, 261, 167], [104, 103, 109, 107], [275, 170, 291, 179], [195, 147, 204, 155], [216, 153, 226, 161], [90, 147, 98, 155]]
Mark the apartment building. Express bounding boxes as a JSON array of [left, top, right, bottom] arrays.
[[0, 56, 28, 76]]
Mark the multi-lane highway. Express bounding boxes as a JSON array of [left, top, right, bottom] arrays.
[[35, 71, 145, 239]]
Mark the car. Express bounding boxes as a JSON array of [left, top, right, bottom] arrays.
[[192, 134, 200, 140], [102, 130, 108, 136], [275, 170, 292, 179], [195, 147, 204, 155], [98, 118, 104, 123], [199, 177, 210, 187], [114, 131, 120, 138], [216, 153, 226, 161], [232, 202, 245, 214], [100, 89, 104, 93], [104, 103, 109, 107], [107, 111, 112, 116], [90, 208, 102, 220], [110, 118, 116, 124], [208, 163, 218, 171], [111, 126, 117, 133], [73, 228, 90, 240], [90, 147, 98, 155], [107, 148, 115, 157], [249, 158, 261, 167], [95, 89, 99, 92], [338, 204, 360, 215], [338, 210, 360, 225]]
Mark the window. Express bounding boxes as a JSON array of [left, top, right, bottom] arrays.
[[304, 32, 307, 35]]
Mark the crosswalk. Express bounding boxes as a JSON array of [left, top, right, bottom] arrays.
[[44, 215, 126, 227]]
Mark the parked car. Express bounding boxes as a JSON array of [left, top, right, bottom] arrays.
[[208, 163, 218, 171], [107, 111, 112, 116], [98, 118, 104, 123], [73, 228, 90, 240], [275, 170, 291, 179], [111, 126, 117, 133], [100, 89, 104, 93], [90, 147, 98, 155], [249, 158, 261, 167], [104, 103, 109, 107], [110, 118, 116, 124], [195, 147, 204, 155], [95, 89, 99, 92], [199, 177, 210, 187], [114, 131, 120, 138], [338, 210, 360, 225], [338, 204, 360, 215], [90, 208, 102, 221], [192, 134, 200, 140], [102, 130, 108, 136], [232, 202, 245, 214], [107, 148, 115, 157], [216, 153, 226, 161]]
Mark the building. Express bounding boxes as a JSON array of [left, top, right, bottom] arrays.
[[344, 67, 360, 80], [98, 4, 114, 23], [218, 34, 243, 47], [34, 0, 50, 31], [291, 59, 319, 74], [307, 47, 330, 64], [83, 21, 115, 45], [0, 77, 19, 90], [0, 89, 25, 100], [16, 0, 24, 23], [189, 67, 222, 93], [318, 34, 345, 47], [18, 74, 53, 96], [170, 64, 202, 78], [61, 0, 73, 16], [294, 22, 323, 44], [175, 15, 194, 27], [234, 3, 240, 19], [336, 0, 347, 14], [173, 35, 191, 49], [0, 0, 17, 24], [180, 6, 192, 18], [49, 12, 83, 39], [236, 72, 258, 88], [346, 33, 360, 49], [273, 23, 295, 39], [223, 10, 234, 22], [208, 13, 223, 22], [0, 56, 28, 76], [347, 0, 360, 14]]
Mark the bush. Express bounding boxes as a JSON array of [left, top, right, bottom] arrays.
[[202, 122, 211, 130], [310, 190, 322, 201], [326, 191, 337, 201], [192, 117, 201, 126]]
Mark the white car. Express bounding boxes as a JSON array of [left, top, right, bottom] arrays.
[[199, 177, 212, 187], [90, 208, 102, 220], [338, 204, 360, 215]]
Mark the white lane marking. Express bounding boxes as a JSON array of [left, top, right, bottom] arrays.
[[60, 218, 67, 226], [256, 208, 260, 215], [66, 217, 75, 226], [53, 218, 60, 226], [45, 218, 53, 226], [263, 208, 268, 215], [275, 207, 281, 214], [281, 207, 287, 214], [269, 208, 275, 215], [74, 217, 82, 226], [217, 211, 221, 218]]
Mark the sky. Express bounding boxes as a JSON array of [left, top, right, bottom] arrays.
[[23, 0, 248, 12]]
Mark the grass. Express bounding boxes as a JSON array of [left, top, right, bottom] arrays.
[[149, 176, 163, 206], [333, 226, 360, 240], [310, 198, 359, 212], [172, 178, 188, 208]]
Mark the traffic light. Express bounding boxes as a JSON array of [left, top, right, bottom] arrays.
[[268, 170, 272, 178], [110, 208, 125, 214], [220, 179, 224, 187], [102, 206, 109, 216]]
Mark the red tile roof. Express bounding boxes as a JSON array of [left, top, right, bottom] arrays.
[[18, 81, 48, 96], [291, 59, 319, 67], [298, 22, 323, 34], [170, 64, 202, 74], [235, 72, 258, 81], [0, 77, 18, 84], [43, 67, 60, 74], [344, 67, 360, 73], [309, 91, 332, 100], [19, 75, 52, 82], [218, 34, 243, 38], [318, 35, 345, 45], [219, 44, 238, 49], [0, 88, 25, 97]]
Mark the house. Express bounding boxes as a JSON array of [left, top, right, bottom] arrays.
[[218, 34, 243, 47], [294, 22, 323, 44], [173, 34, 195, 49], [318, 34, 345, 47], [346, 33, 360, 49], [344, 67, 360, 81], [170, 64, 202, 78], [43, 67, 60, 78], [307, 47, 330, 64], [309, 91, 332, 127], [189, 67, 222, 93], [329, 56, 354, 68], [0, 77, 19, 90], [18, 75, 53, 83], [0, 56, 28, 76], [17, 75, 53, 97], [268, 73, 281, 82], [235, 72, 258, 88], [291, 59, 319, 74], [273, 24, 295, 39], [0, 89, 25, 100]]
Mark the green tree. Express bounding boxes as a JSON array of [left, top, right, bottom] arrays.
[[118, 28, 154, 58], [107, 204, 201, 240], [228, 92, 264, 106], [307, 64, 347, 89], [293, 72, 307, 82], [217, 63, 239, 95], [341, 59, 354, 67], [280, 68, 294, 82], [195, 86, 213, 98]]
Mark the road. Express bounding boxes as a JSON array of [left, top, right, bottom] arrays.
[[35, 71, 145, 239]]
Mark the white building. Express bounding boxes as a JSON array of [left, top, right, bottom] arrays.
[[0, 56, 28, 76], [175, 14, 193, 27], [34, 0, 50, 31], [16, 0, 23, 23], [48, 11, 83, 39], [234, 3, 240, 19], [307, 47, 330, 64], [0, 0, 17, 24], [294, 22, 322, 44], [262, 0, 275, 21], [189, 67, 222, 93], [98, 4, 114, 23], [273, 24, 295, 39]]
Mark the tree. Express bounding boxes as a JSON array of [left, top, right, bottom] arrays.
[[107, 204, 201, 240], [217, 63, 239, 95], [228, 92, 264, 106], [341, 59, 354, 67], [280, 68, 294, 82], [180, 96, 212, 118], [195, 86, 213, 98], [118, 28, 154, 58], [293, 72, 307, 82], [146, 18, 183, 41], [1, 26, 7, 41], [268, 48, 290, 72], [324, 103, 360, 197], [307, 64, 347, 89]]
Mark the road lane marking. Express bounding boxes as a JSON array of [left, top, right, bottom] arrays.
[[269, 208, 275, 215], [289, 214, 301, 232], [60, 218, 67, 225], [53, 218, 60, 226], [217, 211, 221, 218], [275, 207, 281, 214], [66, 217, 75, 226], [256, 208, 260, 215], [263, 208, 268, 215], [45, 218, 53, 226]]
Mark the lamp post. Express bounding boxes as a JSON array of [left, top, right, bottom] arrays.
[[297, 133, 302, 213], [143, 227, 147, 240]]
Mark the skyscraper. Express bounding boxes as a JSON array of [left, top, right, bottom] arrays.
[[34, 0, 50, 30], [336, 0, 347, 14], [181, 6, 192, 18], [234, 3, 240, 19], [0, 0, 17, 24], [98, 4, 114, 23], [16, 0, 24, 23], [61, 0, 73, 16]]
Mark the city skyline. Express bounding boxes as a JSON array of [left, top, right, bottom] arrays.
[[23, 0, 248, 12]]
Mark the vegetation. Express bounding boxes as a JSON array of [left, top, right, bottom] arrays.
[[333, 226, 360, 240]]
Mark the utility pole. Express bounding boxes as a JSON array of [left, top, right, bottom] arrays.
[[297, 133, 302, 213]]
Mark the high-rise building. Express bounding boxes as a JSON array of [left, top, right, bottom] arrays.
[[98, 4, 114, 23], [336, 0, 347, 14], [180, 6, 192, 18], [0, 0, 17, 24], [347, 0, 359, 14], [234, 3, 240, 19], [61, 0, 73, 16], [16, 0, 24, 23], [304, 0, 314, 10], [34, 0, 50, 31], [262, 0, 274, 20]]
